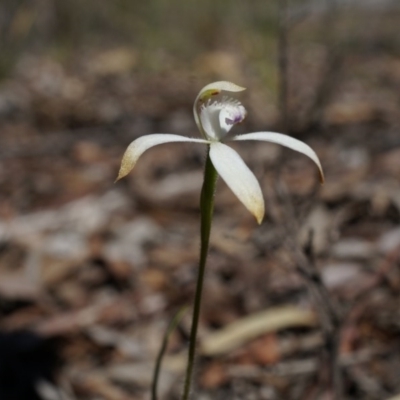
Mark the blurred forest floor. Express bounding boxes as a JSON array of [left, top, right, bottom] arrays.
[[0, 1, 400, 400]]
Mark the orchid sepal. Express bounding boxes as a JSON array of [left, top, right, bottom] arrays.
[[116, 134, 208, 181], [233, 131, 325, 184], [209, 142, 265, 224]]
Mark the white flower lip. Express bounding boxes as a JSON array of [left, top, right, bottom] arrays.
[[117, 81, 324, 223], [219, 99, 247, 135], [199, 98, 247, 141]]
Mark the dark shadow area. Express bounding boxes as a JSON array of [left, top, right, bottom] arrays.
[[0, 330, 60, 400]]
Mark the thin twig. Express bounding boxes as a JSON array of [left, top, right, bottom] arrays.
[[278, 0, 290, 132], [301, 0, 342, 132], [274, 180, 344, 399]]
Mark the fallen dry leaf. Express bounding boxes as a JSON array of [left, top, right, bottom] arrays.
[[200, 306, 317, 356]]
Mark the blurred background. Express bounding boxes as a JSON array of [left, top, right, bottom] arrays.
[[0, 0, 400, 399]]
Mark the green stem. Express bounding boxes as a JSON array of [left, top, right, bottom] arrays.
[[182, 147, 218, 400]]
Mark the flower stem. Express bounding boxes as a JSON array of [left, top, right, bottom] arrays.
[[182, 147, 218, 400]]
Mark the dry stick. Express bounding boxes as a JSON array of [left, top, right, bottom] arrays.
[[275, 181, 344, 400], [278, 0, 290, 132], [299, 233, 343, 400]]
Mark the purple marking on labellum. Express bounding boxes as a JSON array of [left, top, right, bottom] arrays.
[[225, 112, 244, 126]]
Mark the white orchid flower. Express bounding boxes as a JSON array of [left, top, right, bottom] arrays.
[[117, 81, 324, 224]]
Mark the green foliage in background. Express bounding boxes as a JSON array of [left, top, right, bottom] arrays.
[[0, 0, 278, 78]]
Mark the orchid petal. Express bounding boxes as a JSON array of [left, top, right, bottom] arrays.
[[199, 103, 220, 140], [233, 132, 325, 183], [210, 142, 264, 224], [117, 134, 208, 181], [194, 81, 246, 137]]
